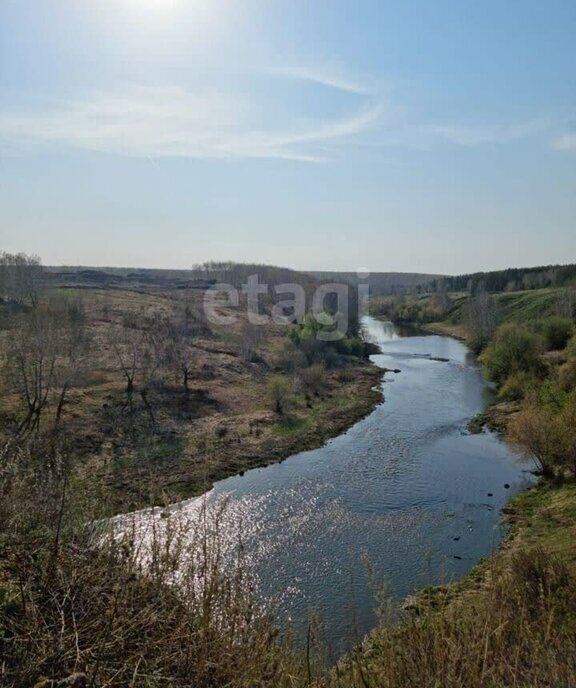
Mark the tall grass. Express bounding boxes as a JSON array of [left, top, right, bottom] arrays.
[[0, 446, 308, 687], [335, 547, 576, 688]]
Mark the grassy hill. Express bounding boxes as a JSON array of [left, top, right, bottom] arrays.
[[372, 287, 575, 337]]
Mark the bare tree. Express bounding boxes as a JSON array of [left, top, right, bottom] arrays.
[[0, 251, 43, 308], [6, 299, 89, 435], [52, 298, 91, 428], [138, 319, 166, 424], [8, 308, 59, 434], [111, 325, 142, 415], [164, 311, 196, 393], [465, 290, 499, 350], [240, 320, 263, 363], [111, 315, 165, 423]]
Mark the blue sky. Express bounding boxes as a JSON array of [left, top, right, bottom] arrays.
[[0, 0, 575, 273]]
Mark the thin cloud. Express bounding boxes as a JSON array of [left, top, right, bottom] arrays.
[[0, 81, 555, 162], [554, 133, 576, 151], [416, 119, 552, 147], [267, 65, 377, 96], [0, 85, 382, 162]]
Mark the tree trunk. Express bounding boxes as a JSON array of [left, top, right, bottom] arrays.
[[54, 382, 69, 428], [141, 389, 155, 426]]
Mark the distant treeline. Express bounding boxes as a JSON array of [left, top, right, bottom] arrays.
[[309, 271, 443, 296], [433, 263, 576, 295]]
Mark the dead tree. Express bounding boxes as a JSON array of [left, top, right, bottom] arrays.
[[164, 312, 196, 393], [0, 251, 43, 309], [6, 299, 91, 436], [10, 309, 57, 433], [52, 298, 91, 428]]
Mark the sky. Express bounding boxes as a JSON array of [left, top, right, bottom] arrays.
[[0, 0, 575, 275]]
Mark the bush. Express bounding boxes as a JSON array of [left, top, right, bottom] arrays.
[[507, 404, 562, 475], [498, 371, 538, 401], [559, 358, 576, 392], [539, 316, 574, 351], [298, 363, 326, 396], [566, 334, 576, 358], [289, 313, 366, 368], [467, 334, 491, 355], [267, 375, 295, 415], [480, 324, 544, 386], [533, 378, 569, 412]]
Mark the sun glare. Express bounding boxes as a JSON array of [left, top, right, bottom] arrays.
[[124, 0, 181, 14]]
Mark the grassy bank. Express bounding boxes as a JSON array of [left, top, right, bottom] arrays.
[[332, 479, 576, 688]]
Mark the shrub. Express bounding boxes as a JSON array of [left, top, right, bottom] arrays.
[[298, 363, 326, 396], [533, 378, 569, 412], [508, 389, 576, 475], [467, 334, 491, 355], [498, 371, 538, 401], [566, 334, 576, 358], [267, 375, 294, 415], [559, 358, 576, 392], [507, 405, 563, 475], [539, 316, 574, 351], [480, 324, 544, 386]]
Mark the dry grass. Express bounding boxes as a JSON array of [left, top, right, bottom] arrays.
[[0, 446, 309, 687], [324, 482, 576, 688], [0, 286, 381, 513]]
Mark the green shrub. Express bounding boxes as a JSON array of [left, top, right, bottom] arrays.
[[538, 316, 574, 351], [533, 378, 569, 412], [267, 375, 294, 415], [566, 334, 576, 358], [467, 334, 491, 355], [480, 324, 544, 386], [498, 371, 539, 401], [559, 358, 576, 392]]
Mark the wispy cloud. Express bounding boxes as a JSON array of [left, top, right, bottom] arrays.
[[0, 76, 558, 163], [266, 64, 377, 96], [0, 84, 381, 162], [554, 132, 576, 151], [414, 118, 553, 148]]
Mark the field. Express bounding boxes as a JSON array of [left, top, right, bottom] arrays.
[[0, 281, 381, 514]]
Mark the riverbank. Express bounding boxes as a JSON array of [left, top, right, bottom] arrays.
[[0, 285, 385, 516], [332, 477, 576, 688], [95, 359, 383, 513]]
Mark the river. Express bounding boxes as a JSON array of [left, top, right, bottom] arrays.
[[115, 317, 534, 657]]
